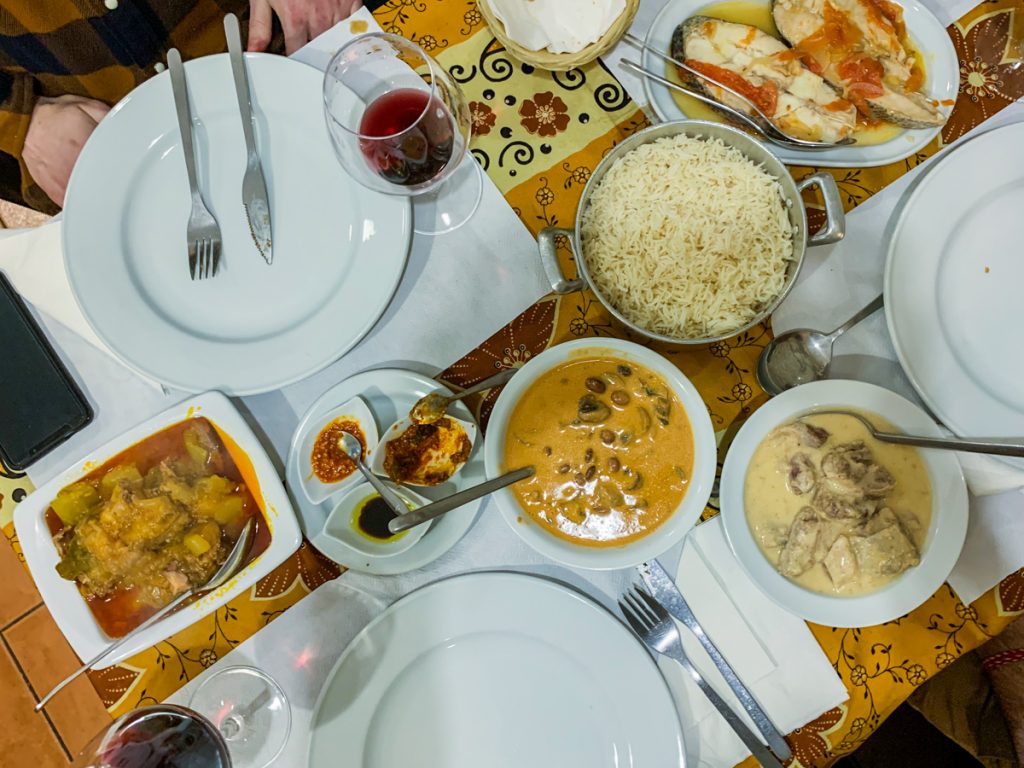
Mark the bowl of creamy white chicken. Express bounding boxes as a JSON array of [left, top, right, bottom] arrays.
[[720, 380, 968, 627]]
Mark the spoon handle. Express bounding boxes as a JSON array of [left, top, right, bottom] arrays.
[[873, 431, 1024, 458], [353, 459, 410, 516], [36, 588, 195, 711], [828, 294, 884, 342], [388, 467, 535, 534], [448, 367, 518, 402]]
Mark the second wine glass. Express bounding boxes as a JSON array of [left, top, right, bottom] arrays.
[[323, 32, 481, 235]]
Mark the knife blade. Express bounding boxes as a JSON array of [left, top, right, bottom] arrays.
[[638, 559, 792, 761], [224, 13, 272, 264]]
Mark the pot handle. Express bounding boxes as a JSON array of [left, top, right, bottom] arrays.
[[797, 172, 845, 247], [538, 227, 587, 293]]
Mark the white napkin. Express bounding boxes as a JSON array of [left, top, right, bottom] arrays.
[[0, 223, 113, 360], [664, 518, 847, 768], [490, 0, 626, 53]]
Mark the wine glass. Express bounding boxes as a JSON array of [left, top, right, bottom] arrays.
[[72, 704, 231, 768], [188, 666, 291, 768], [323, 32, 482, 236]]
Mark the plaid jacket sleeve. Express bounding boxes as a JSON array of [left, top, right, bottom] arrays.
[[0, 69, 56, 214]]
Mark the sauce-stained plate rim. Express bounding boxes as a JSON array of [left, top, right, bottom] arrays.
[[641, 0, 958, 168], [285, 367, 482, 575], [719, 379, 968, 627], [308, 572, 685, 768]]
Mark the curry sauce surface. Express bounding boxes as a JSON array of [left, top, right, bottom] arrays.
[[503, 357, 695, 546]]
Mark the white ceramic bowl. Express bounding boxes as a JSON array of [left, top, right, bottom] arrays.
[[483, 338, 716, 570], [323, 481, 431, 558], [370, 415, 478, 487], [295, 396, 378, 505], [719, 380, 969, 627], [13, 391, 302, 666]]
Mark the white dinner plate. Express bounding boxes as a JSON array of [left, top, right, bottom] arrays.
[[642, 0, 957, 167], [64, 53, 411, 394], [308, 572, 686, 768], [285, 368, 483, 574], [886, 121, 1024, 469]]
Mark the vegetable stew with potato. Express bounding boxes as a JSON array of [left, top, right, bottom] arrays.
[[46, 417, 270, 638]]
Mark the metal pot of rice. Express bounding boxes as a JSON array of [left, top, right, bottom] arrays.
[[538, 120, 845, 345]]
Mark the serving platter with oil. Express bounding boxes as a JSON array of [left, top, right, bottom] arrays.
[[640, 0, 958, 167]]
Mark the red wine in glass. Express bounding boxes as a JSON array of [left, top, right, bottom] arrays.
[[90, 707, 229, 768], [358, 88, 455, 186]]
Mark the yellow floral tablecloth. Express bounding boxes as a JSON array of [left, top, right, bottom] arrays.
[[3, 1, 1024, 764]]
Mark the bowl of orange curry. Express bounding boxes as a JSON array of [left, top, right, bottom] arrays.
[[483, 338, 716, 570]]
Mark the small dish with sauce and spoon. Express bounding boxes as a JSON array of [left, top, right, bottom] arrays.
[[323, 481, 431, 557]]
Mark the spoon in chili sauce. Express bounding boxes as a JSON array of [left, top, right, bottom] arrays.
[[410, 367, 518, 425], [338, 432, 409, 517], [37, 519, 256, 711]]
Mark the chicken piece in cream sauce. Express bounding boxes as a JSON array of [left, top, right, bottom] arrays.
[[745, 411, 931, 596]]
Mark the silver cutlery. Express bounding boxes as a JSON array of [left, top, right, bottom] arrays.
[[224, 13, 273, 263], [410, 367, 518, 424], [36, 519, 255, 711], [623, 33, 854, 151], [167, 48, 222, 280], [638, 560, 791, 761], [619, 585, 786, 768], [338, 432, 409, 517], [757, 295, 884, 395], [807, 409, 1024, 457], [620, 58, 849, 154], [387, 466, 535, 534]]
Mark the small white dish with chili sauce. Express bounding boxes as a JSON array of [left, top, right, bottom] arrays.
[[369, 416, 478, 487], [296, 397, 378, 505], [323, 481, 431, 558]]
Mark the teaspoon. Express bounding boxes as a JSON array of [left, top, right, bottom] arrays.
[[338, 432, 408, 517], [757, 295, 884, 396], [410, 367, 517, 424]]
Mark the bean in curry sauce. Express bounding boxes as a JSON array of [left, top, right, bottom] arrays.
[[503, 357, 695, 546]]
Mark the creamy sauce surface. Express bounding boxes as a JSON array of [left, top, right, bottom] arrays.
[[503, 357, 695, 546], [745, 411, 932, 595]]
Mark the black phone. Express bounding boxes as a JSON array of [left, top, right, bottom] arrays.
[[0, 271, 93, 470]]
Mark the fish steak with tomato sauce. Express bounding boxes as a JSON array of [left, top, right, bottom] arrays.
[[772, 0, 946, 128], [673, 16, 858, 143]]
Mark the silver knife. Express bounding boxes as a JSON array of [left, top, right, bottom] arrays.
[[224, 13, 272, 264], [638, 559, 793, 761]]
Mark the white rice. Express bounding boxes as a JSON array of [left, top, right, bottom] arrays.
[[580, 134, 794, 338]]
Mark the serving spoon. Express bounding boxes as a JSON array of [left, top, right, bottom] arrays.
[[36, 518, 256, 711], [807, 410, 1024, 457], [757, 295, 884, 396], [410, 367, 518, 424]]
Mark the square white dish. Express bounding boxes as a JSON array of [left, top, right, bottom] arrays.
[[13, 391, 302, 666]]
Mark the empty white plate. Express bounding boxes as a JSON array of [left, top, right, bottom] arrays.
[[885, 121, 1024, 469], [308, 572, 685, 767], [64, 53, 411, 394]]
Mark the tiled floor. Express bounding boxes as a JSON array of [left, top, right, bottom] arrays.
[[0, 538, 111, 765]]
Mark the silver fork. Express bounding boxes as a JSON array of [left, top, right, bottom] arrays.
[[619, 585, 786, 768], [167, 48, 222, 280]]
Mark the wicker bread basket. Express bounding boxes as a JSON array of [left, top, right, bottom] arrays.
[[476, 0, 640, 71]]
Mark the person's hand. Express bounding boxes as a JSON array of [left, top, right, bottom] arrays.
[[248, 0, 363, 54], [22, 95, 110, 208]]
